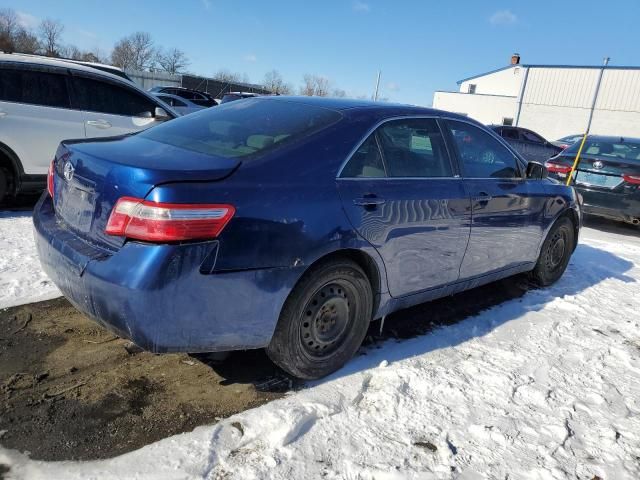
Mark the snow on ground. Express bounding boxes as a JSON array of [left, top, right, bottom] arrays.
[[0, 211, 60, 309], [1, 225, 640, 479]]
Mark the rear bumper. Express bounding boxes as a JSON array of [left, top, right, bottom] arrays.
[[576, 186, 640, 223], [33, 194, 301, 353]]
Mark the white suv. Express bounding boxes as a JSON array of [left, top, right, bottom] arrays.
[[0, 54, 177, 202]]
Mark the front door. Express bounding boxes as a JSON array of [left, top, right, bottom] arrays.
[[445, 120, 547, 279], [338, 118, 471, 298]]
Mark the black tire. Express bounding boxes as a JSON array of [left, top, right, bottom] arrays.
[[0, 169, 7, 204], [530, 216, 575, 286], [267, 258, 373, 379]]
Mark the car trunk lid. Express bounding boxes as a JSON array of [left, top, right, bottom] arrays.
[[52, 135, 240, 250]]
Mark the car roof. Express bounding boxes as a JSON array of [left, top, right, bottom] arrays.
[[0, 52, 131, 84], [587, 135, 640, 144], [152, 92, 195, 103], [257, 95, 457, 117]]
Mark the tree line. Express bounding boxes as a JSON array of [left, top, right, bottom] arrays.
[[0, 8, 358, 97]]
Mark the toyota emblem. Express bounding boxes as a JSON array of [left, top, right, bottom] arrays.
[[593, 160, 604, 169], [63, 161, 75, 181]]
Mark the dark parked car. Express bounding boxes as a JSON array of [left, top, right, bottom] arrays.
[[149, 86, 217, 107], [34, 97, 580, 379], [490, 125, 563, 163], [551, 134, 584, 150], [220, 92, 260, 103], [546, 135, 640, 225]]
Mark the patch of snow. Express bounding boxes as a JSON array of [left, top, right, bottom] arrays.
[[0, 211, 60, 309], [1, 227, 640, 479]]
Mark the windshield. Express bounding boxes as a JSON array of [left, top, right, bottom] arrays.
[[139, 98, 342, 159], [564, 138, 640, 162]]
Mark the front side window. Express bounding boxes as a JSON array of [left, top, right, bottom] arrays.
[[447, 120, 520, 179], [140, 98, 342, 159], [72, 76, 157, 117], [377, 119, 452, 177], [0, 67, 70, 108]]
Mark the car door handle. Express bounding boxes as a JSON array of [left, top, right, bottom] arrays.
[[353, 196, 386, 207], [86, 119, 112, 129], [472, 193, 492, 203]]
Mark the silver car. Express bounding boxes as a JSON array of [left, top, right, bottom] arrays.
[[152, 93, 207, 116], [0, 53, 177, 202]]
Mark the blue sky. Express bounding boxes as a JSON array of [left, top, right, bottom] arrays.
[[7, 0, 640, 106]]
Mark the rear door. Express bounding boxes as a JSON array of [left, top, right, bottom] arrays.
[[70, 74, 164, 138], [445, 119, 547, 279], [0, 64, 84, 175], [338, 117, 471, 298]]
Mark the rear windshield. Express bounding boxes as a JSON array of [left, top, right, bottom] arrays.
[[564, 138, 640, 162], [140, 98, 341, 158]]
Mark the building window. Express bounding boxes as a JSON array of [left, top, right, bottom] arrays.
[[502, 117, 514, 126], [468, 84, 476, 94]]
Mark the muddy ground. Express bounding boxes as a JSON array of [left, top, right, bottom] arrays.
[[0, 275, 537, 463]]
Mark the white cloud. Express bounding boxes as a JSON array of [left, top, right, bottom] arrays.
[[386, 82, 399, 92], [16, 11, 39, 29], [353, 1, 370, 13], [244, 53, 257, 62], [489, 9, 517, 26], [202, 0, 212, 10]]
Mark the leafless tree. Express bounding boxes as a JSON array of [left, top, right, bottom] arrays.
[[0, 8, 18, 51], [300, 74, 332, 97], [157, 48, 189, 74], [263, 69, 293, 95], [38, 18, 64, 57], [13, 28, 40, 54], [111, 32, 156, 71], [332, 88, 346, 98], [213, 69, 250, 85]]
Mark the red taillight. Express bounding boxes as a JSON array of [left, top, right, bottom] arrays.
[[623, 174, 640, 185], [47, 159, 55, 197], [105, 197, 235, 242], [559, 144, 569, 150], [544, 161, 572, 174]]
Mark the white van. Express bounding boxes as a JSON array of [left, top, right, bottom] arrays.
[[0, 53, 177, 202]]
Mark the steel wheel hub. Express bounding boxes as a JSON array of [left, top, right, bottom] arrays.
[[300, 283, 351, 357]]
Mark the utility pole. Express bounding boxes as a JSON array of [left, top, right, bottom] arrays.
[[566, 56, 610, 186], [585, 56, 610, 134], [373, 70, 381, 101]]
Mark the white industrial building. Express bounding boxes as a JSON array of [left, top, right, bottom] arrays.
[[433, 55, 640, 141]]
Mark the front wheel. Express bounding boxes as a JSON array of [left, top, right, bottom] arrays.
[[267, 258, 373, 379], [530, 216, 575, 286]]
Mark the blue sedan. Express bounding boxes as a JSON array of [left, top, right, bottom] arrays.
[[34, 97, 581, 379]]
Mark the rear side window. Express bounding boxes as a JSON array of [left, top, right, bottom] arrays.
[[447, 120, 520, 179], [72, 76, 157, 117], [140, 98, 342, 159], [0, 67, 70, 108], [502, 128, 519, 140], [565, 139, 640, 161], [377, 119, 452, 177], [520, 130, 545, 144], [340, 134, 386, 178]]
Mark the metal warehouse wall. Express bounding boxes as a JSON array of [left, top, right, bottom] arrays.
[[519, 67, 640, 140], [125, 71, 271, 98], [125, 70, 181, 90]]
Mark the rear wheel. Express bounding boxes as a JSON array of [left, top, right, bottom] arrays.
[[267, 258, 373, 379], [530, 216, 575, 286], [0, 169, 8, 204]]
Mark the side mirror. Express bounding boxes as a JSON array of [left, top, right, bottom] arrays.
[[526, 161, 548, 179], [154, 107, 171, 121]]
